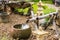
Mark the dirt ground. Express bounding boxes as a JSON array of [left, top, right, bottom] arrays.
[[0, 13, 60, 40], [0, 4, 60, 40], [0, 14, 29, 40]]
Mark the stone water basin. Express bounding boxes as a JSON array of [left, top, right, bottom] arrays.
[[10, 24, 32, 39]]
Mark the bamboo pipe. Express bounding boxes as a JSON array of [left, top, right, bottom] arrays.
[[28, 12, 57, 22]]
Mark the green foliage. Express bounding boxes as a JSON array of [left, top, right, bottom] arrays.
[[24, 8, 29, 15], [43, 8, 56, 15], [42, 0, 52, 1], [41, 0, 53, 4], [16, 8, 23, 12], [32, 3, 56, 22], [32, 3, 38, 14], [43, 5, 56, 21], [15, 7, 29, 15], [43, 7, 56, 21], [31, 0, 53, 4], [32, 0, 40, 2], [32, 3, 56, 21], [42, 5, 48, 9], [32, 3, 56, 14], [42, 1, 53, 4]]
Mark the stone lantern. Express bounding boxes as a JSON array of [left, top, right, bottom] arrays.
[[36, 0, 44, 16], [35, 0, 45, 29]]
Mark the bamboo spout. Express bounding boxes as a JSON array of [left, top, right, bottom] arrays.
[[28, 12, 57, 22]]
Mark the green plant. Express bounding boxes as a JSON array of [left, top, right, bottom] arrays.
[[43, 8, 56, 21], [15, 7, 29, 15], [32, 0, 40, 2], [32, 3, 56, 14], [42, 0, 53, 4], [42, 1, 53, 4], [42, 0, 52, 1], [43, 8, 56, 15], [32, 3, 38, 14], [32, 3, 56, 22]]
